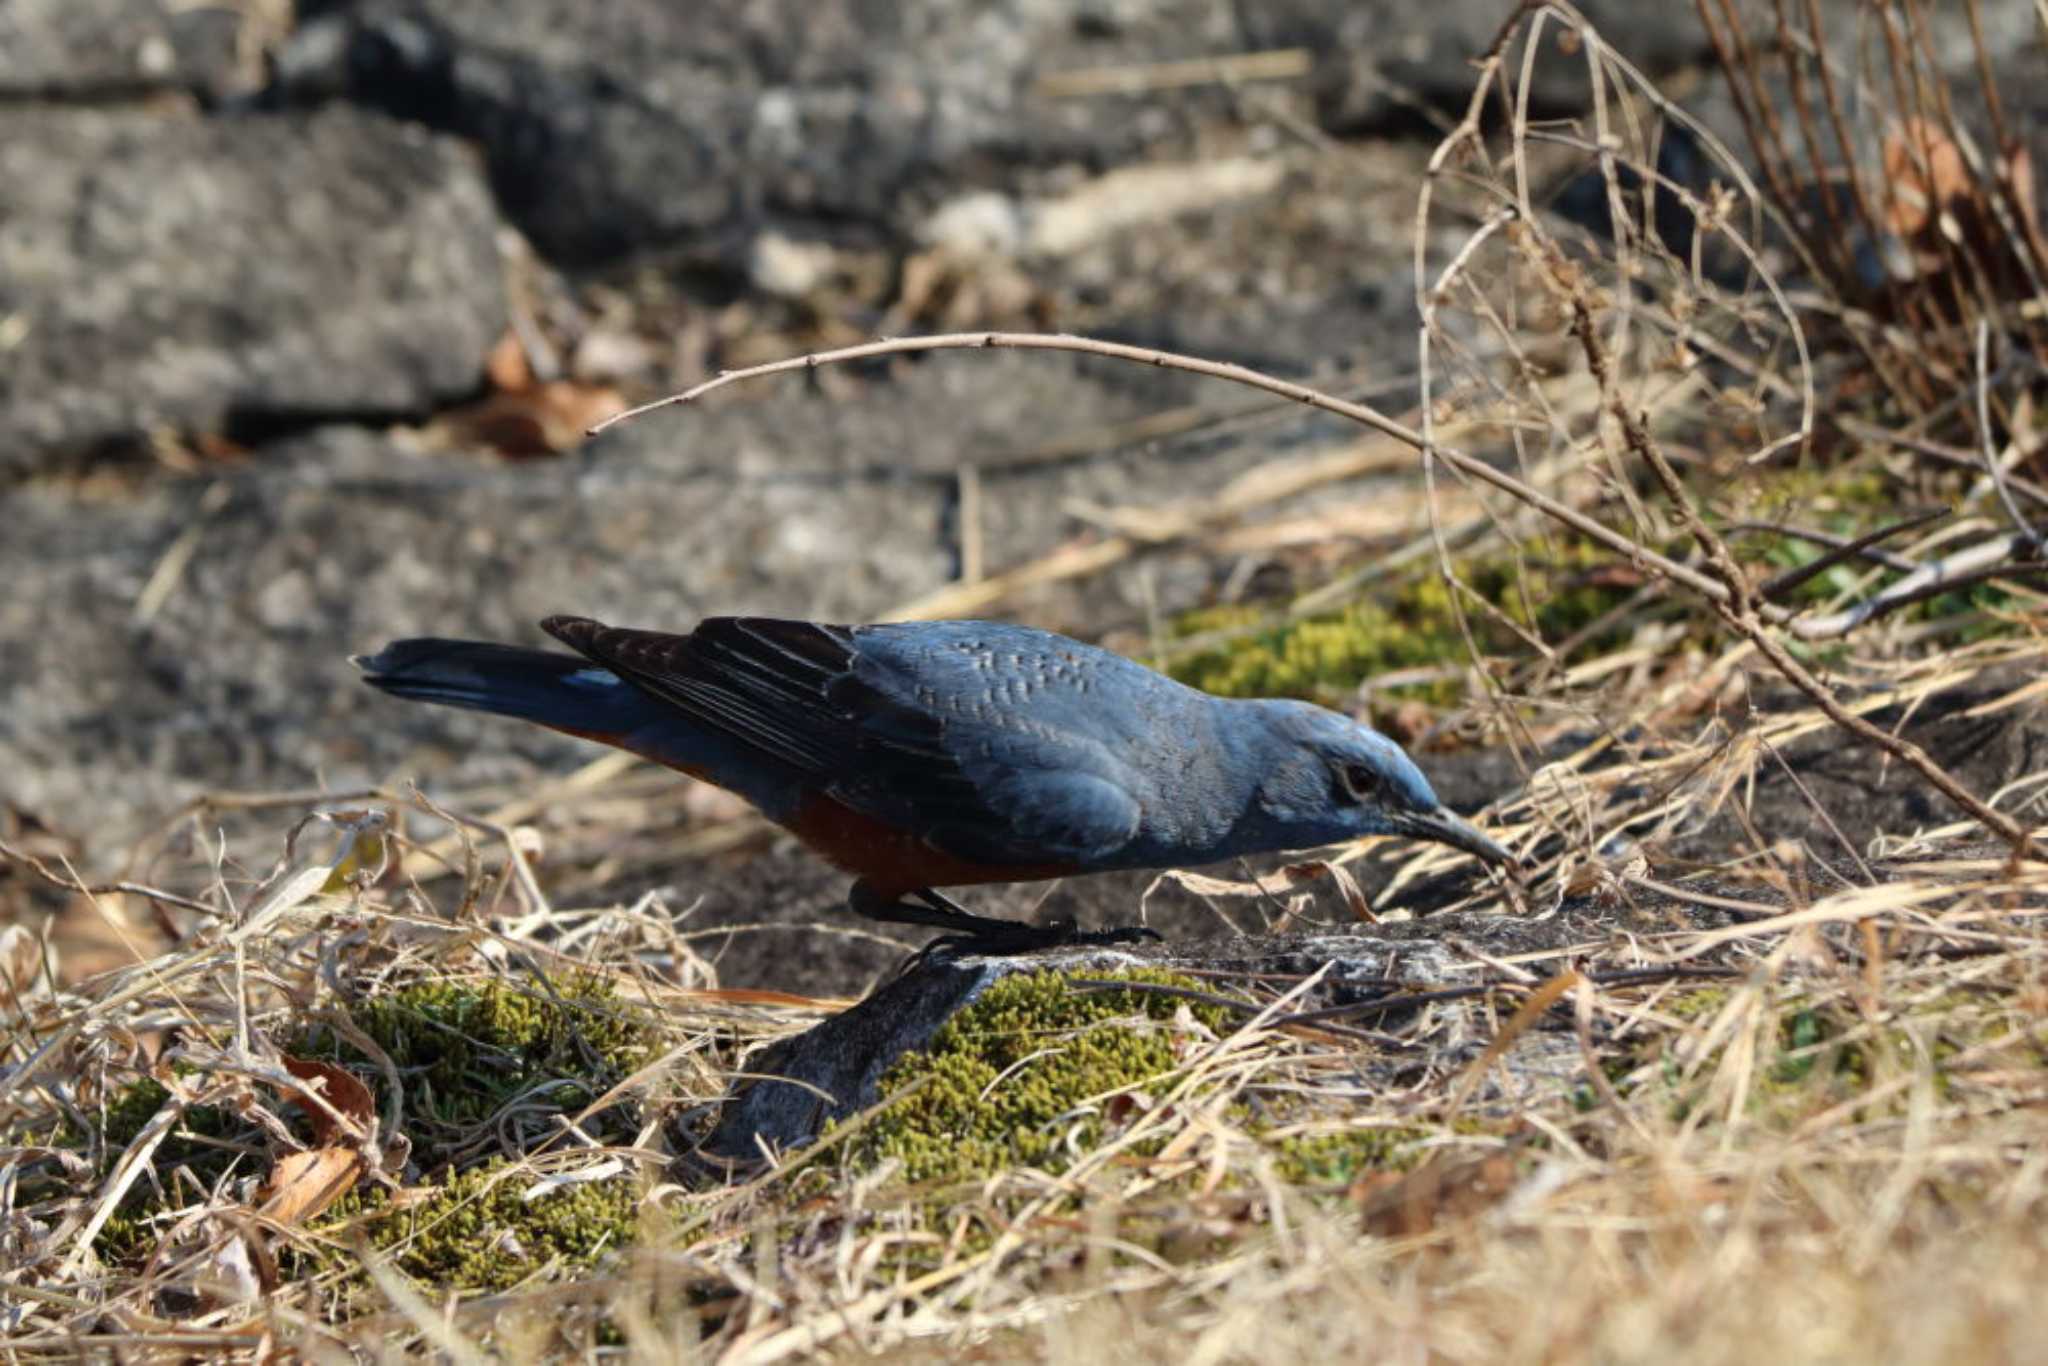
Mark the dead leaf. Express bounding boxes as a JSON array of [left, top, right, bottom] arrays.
[[1386, 700, 1434, 746], [0, 922, 45, 997], [486, 329, 535, 392], [279, 1056, 374, 1145], [197, 1226, 266, 1304], [1279, 859, 1377, 923], [257, 1146, 365, 1227], [1352, 1151, 1520, 1237], [319, 820, 391, 894], [1153, 869, 1273, 899], [2003, 140, 2038, 241], [1328, 862, 1377, 924], [679, 986, 853, 1010], [441, 381, 630, 458], [1883, 118, 1970, 239]]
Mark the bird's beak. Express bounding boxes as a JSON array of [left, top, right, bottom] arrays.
[[1393, 807, 1516, 868]]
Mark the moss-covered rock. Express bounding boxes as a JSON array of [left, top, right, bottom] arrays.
[[837, 969, 1233, 1187]]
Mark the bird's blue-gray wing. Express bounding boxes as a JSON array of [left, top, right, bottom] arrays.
[[541, 615, 1143, 866]]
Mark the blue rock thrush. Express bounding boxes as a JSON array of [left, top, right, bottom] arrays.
[[354, 616, 1512, 949]]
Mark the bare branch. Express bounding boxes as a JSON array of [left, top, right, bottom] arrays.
[[592, 329, 1764, 616]]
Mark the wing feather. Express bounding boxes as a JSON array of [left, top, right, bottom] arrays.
[[543, 615, 1079, 859]]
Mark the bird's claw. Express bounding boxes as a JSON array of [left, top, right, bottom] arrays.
[[916, 917, 1160, 962]]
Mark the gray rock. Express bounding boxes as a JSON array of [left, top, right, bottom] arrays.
[[0, 104, 504, 478], [1242, 2, 2034, 148], [265, 0, 1267, 266], [0, 0, 247, 99], [1, 425, 943, 838], [1243, 1, 1713, 133]]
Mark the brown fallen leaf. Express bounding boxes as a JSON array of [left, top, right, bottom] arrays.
[[486, 328, 535, 392], [257, 1146, 365, 1227], [437, 381, 630, 458], [1883, 117, 1970, 240], [279, 1055, 375, 1145], [1352, 1150, 1520, 1238], [431, 328, 627, 457]]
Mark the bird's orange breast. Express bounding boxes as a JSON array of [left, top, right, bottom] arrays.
[[783, 790, 1078, 895]]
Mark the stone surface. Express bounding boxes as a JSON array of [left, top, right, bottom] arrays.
[[2, 425, 936, 837], [0, 105, 504, 478], [259, 1, 1766, 274], [268, 0, 1245, 267], [1243, 0, 1713, 133], [0, 0, 250, 99], [1, 0, 2036, 1023]]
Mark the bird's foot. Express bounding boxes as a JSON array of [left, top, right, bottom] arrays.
[[852, 882, 1161, 964], [917, 917, 1162, 962]]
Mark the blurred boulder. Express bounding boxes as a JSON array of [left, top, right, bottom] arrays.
[[0, 0, 250, 99], [265, 0, 1280, 267], [0, 104, 504, 479], [1243, 0, 1712, 132]]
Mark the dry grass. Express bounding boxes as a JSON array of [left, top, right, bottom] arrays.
[[8, 2, 2048, 1360]]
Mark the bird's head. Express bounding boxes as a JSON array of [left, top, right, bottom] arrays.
[[1243, 701, 1514, 867]]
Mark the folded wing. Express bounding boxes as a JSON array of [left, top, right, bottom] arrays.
[[541, 615, 1141, 866]]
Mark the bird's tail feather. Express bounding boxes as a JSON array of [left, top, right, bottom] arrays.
[[353, 638, 642, 735]]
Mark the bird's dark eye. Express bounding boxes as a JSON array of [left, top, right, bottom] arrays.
[[1340, 764, 1381, 803]]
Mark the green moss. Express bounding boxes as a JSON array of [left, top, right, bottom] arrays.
[[838, 969, 1234, 1187], [1167, 459, 2031, 710], [1617, 990, 2017, 1127], [1728, 465, 2034, 631], [1661, 987, 1733, 1021], [86, 1078, 246, 1264], [97, 1078, 174, 1151], [1168, 540, 1634, 703], [1269, 1127, 1426, 1185], [297, 972, 660, 1168], [370, 1159, 638, 1293], [311, 1158, 640, 1295]]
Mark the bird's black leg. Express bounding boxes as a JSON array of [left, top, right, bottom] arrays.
[[847, 881, 1160, 956]]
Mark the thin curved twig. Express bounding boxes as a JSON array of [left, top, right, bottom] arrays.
[[592, 330, 1770, 619]]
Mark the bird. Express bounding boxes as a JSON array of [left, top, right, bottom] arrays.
[[354, 615, 1514, 951]]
